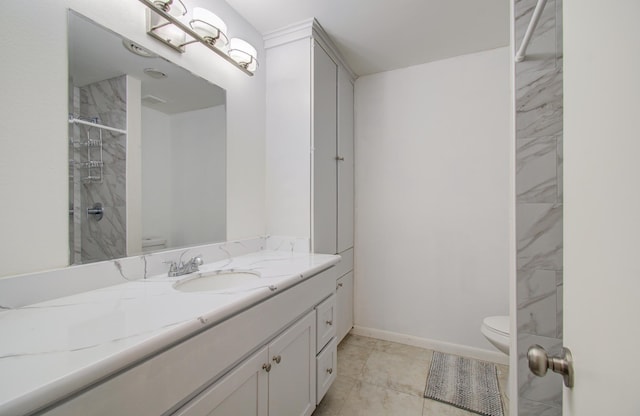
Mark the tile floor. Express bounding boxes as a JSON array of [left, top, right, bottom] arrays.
[[313, 334, 509, 416]]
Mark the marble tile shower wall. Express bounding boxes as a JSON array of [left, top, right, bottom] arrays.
[[75, 75, 127, 263], [514, 0, 563, 414]]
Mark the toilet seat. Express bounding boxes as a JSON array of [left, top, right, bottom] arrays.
[[482, 316, 509, 336]]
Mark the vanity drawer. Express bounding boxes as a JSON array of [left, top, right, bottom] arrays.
[[316, 337, 337, 404], [315, 294, 336, 352]]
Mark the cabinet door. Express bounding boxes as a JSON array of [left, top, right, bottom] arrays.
[[316, 338, 337, 404], [315, 294, 337, 352], [312, 40, 338, 255], [337, 66, 354, 253], [336, 272, 354, 343], [174, 347, 269, 416], [268, 310, 316, 416]]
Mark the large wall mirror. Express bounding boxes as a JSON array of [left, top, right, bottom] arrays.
[[68, 11, 227, 264]]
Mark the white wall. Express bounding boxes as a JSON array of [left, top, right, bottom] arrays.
[[141, 107, 174, 248], [0, 0, 265, 277], [170, 106, 226, 246], [142, 105, 226, 249], [354, 47, 511, 349]]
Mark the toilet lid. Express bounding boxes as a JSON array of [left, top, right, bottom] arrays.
[[484, 316, 509, 335]]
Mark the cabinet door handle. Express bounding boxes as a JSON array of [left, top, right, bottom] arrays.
[[262, 363, 272, 372], [326, 320, 333, 326], [272, 355, 282, 364], [337, 282, 343, 288], [335, 156, 345, 161], [326, 368, 333, 374]]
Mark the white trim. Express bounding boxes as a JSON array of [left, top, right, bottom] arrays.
[[263, 18, 357, 82], [310, 21, 357, 81], [263, 18, 314, 50], [351, 325, 509, 366], [508, 0, 518, 412]]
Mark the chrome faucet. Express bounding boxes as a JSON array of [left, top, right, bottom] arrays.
[[167, 255, 204, 277]]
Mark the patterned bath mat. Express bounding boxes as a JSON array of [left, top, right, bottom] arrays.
[[424, 351, 504, 416]]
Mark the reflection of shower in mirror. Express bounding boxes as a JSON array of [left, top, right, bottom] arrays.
[[68, 11, 227, 265]]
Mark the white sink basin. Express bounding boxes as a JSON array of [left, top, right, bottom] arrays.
[[174, 270, 262, 293]]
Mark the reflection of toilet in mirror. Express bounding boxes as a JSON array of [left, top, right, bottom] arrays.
[[142, 237, 167, 253]]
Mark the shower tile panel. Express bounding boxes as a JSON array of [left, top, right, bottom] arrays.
[[79, 78, 127, 130], [556, 136, 563, 202], [515, 0, 563, 412], [516, 137, 558, 203], [82, 205, 127, 262], [516, 269, 556, 303], [517, 288, 557, 338], [555, 282, 563, 338], [517, 333, 563, 408], [516, 62, 563, 139], [76, 75, 127, 263], [516, 203, 563, 272]]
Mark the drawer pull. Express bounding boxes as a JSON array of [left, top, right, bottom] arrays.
[[262, 363, 272, 372], [272, 355, 282, 364], [337, 283, 343, 288], [325, 320, 333, 326], [326, 368, 333, 374]]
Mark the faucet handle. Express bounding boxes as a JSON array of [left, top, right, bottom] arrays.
[[163, 260, 178, 276], [187, 255, 204, 272]]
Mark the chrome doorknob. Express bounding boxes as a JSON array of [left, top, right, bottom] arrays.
[[527, 344, 574, 388]]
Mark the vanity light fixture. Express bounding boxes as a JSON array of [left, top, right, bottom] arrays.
[[147, 0, 188, 49], [152, 0, 187, 17], [138, 0, 255, 76], [228, 38, 258, 73], [190, 8, 229, 51]]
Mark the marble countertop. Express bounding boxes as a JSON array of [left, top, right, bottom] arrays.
[[0, 250, 340, 415]]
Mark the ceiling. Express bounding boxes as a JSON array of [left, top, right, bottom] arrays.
[[225, 0, 510, 76]]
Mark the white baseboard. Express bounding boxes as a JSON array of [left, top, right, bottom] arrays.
[[351, 325, 509, 366]]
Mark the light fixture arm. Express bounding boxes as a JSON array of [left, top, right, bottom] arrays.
[[138, 0, 254, 76]]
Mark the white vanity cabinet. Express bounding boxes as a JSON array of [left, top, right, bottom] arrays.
[[265, 18, 355, 343], [176, 311, 316, 416], [42, 266, 337, 416]]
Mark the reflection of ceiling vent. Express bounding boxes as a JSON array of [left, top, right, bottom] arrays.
[[142, 95, 167, 105], [143, 68, 168, 79]]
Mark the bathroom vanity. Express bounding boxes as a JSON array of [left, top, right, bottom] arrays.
[[0, 247, 340, 416]]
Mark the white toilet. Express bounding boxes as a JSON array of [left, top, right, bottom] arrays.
[[142, 237, 167, 253], [481, 315, 510, 399], [481, 315, 509, 355]]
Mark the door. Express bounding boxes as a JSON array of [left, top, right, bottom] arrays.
[[563, 0, 640, 413], [337, 65, 354, 253], [312, 40, 338, 255], [336, 271, 354, 342], [268, 310, 316, 416], [174, 347, 269, 416]]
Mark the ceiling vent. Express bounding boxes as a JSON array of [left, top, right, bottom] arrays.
[[142, 94, 167, 105]]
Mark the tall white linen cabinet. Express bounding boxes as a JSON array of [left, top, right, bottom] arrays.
[[265, 19, 355, 343]]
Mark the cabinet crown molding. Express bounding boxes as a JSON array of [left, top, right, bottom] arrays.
[[263, 18, 357, 81]]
